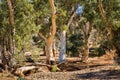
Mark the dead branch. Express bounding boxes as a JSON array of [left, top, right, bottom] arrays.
[[67, 8, 76, 28], [38, 32, 47, 43]]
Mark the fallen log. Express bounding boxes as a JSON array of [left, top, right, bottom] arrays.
[[13, 62, 62, 76], [14, 66, 38, 77], [34, 62, 60, 72], [34, 62, 51, 67]]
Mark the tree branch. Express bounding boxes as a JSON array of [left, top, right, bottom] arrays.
[[67, 8, 76, 28], [97, 0, 115, 49], [38, 32, 47, 43], [97, 0, 112, 37]]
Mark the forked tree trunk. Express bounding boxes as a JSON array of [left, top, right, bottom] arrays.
[[81, 22, 92, 63], [39, 0, 56, 65], [37, 34, 56, 65], [46, 0, 56, 64]]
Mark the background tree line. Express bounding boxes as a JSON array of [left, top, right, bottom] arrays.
[[0, 0, 120, 66]]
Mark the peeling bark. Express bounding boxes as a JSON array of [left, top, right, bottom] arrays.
[[59, 30, 66, 62]]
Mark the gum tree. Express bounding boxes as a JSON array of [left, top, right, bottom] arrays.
[[38, 0, 56, 64]]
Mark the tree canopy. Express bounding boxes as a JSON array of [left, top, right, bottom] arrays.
[[0, 0, 120, 63]]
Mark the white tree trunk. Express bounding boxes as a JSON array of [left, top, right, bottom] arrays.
[[58, 8, 76, 63], [49, 44, 55, 61], [59, 30, 66, 63]]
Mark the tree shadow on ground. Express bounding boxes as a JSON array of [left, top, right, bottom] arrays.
[[58, 60, 108, 71], [76, 70, 120, 79]]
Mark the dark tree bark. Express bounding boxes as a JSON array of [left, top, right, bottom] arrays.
[[7, 0, 15, 54], [0, 0, 16, 71]]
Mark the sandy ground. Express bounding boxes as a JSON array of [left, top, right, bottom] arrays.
[[26, 65, 120, 80], [0, 56, 120, 80]]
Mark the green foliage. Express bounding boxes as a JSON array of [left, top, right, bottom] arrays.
[[51, 65, 58, 72], [113, 21, 120, 30], [14, 0, 40, 52], [17, 77, 26, 80], [0, 0, 9, 36], [0, 0, 120, 58], [67, 33, 84, 56], [61, 25, 68, 31], [13, 53, 26, 65], [89, 47, 106, 57]]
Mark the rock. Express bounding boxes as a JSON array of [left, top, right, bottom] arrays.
[[24, 52, 32, 57]]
